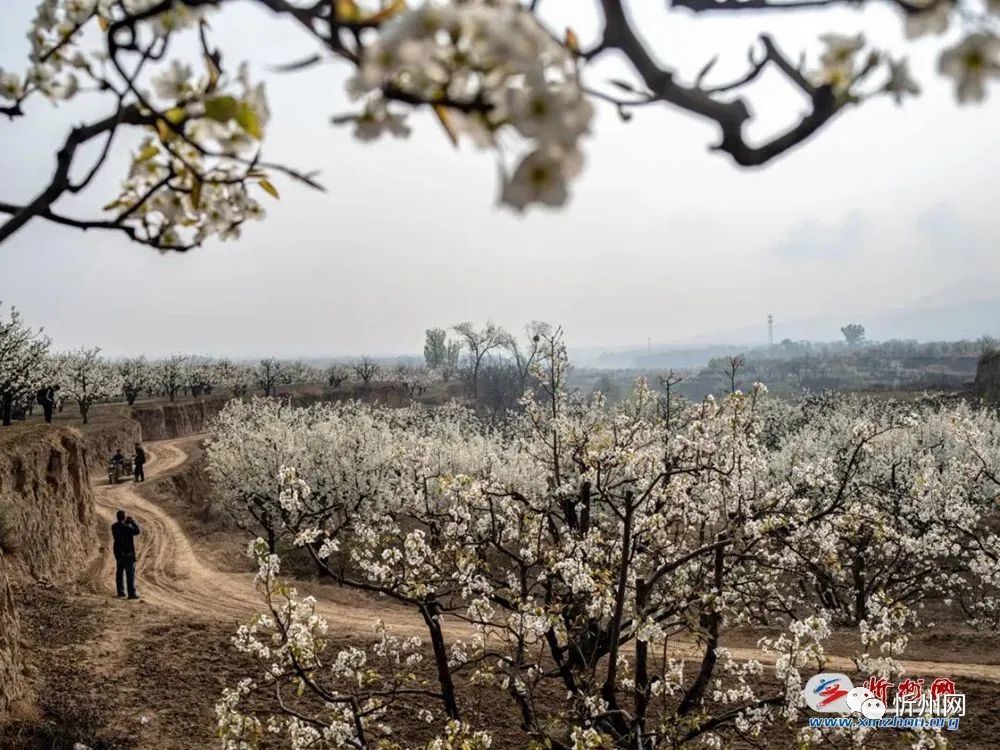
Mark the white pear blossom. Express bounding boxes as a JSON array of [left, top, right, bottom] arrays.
[[0, 70, 23, 100], [151, 59, 194, 102], [939, 32, 1000, 104], [500, 145, 583, 212]]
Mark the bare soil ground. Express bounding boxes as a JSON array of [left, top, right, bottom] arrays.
[[2, 436, 1000, 748]]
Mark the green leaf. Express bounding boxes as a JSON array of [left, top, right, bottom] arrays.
[[334, 0, 361, 22], [164, 106, 186, 125], [190, 179, 203, 210], [235, 103, 263, 139], [203, 95, 240, 123], [154, 118, 173, 142], [258, 179, 280, 199], [135, 144, 159, 163]]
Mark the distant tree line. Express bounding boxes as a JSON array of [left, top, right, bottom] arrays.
[[0, 303, 449, 427]]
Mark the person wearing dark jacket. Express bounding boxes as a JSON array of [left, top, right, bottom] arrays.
[[133, 443, 146, 482], [112, 510, 141, 599]]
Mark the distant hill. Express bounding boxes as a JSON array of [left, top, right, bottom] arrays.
[[573, 287, 1000, 370]]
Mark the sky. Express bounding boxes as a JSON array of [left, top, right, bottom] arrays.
[[1, 0, 998, 358]]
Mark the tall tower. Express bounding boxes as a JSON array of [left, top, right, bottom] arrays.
[[767, 314, 774, 347]]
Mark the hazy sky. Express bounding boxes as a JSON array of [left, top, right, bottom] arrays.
[[1, 0, 998, 357]]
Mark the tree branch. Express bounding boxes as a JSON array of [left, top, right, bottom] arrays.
[[595, 0, 845, 166], [0, 105, 150, 244]]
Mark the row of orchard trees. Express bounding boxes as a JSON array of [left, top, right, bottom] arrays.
[[210, 328, 1000, 749], [2, 304, 565, 429], [0, 303, 437, 426]]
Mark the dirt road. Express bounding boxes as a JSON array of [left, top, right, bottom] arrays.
[[91, 436, 409, 632], [91, 436, 1000, 684]]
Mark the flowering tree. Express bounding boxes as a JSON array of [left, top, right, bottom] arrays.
[[0, 304, 51, 426], [284, 360, 325, 388], [760, 394, 1000, 625], [217, 332, 1000, 749], [181, 357, 217, 396], [395, 363, 437, 400], [58, 347, 122, 423], [153, 353, 187, 401], [207, 397, 401, 552], [213, 358, 254, 396], [116, 355, 150, 405], [2, 1, 996, 252], [326, 363, 352, 388]]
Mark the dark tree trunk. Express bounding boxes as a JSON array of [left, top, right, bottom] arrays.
[[421, 603, 460, 720]]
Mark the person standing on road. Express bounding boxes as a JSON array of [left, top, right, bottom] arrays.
[[133, 442, 146, 482], [112, 509, 141, 600]]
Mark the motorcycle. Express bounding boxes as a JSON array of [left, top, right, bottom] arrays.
[[107, 456, 134, 485]]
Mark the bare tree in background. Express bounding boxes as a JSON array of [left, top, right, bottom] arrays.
[[505, 320, 551, 396], [453, 320, 507, 400], [657, 369, 684, 430], [256, 357, 284, 397], [442, 339, 462, 382], [476, 356, 523, 419], [0, 1, 994, 252], [725, 355, 745, 394]]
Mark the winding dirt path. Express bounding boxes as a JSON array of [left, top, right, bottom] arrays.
[[90, 436, 410, 631], [90, 436, 1000, 684]]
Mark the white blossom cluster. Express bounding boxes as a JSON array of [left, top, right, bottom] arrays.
[[815, 3, 1000, 107], [105, 56, 272, 249], [1, 0, 271, 250], [5, 1, 205, 105], [342, 0, 595, 212]]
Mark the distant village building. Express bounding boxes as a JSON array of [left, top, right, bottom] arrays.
[[975, 351, 1000, 404]]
